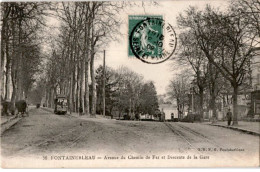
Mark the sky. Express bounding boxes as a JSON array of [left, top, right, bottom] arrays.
[[40, 0, 229, 95], [94, 0, 229, 95]]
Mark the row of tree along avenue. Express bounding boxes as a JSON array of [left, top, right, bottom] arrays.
[[1, 2, 49, 103], [1, 1, 159, 119], [40, 2, 123, 117], [167, 0, 260, 125]]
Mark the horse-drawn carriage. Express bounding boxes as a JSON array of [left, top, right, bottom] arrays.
[[1, 98, 28, 117]]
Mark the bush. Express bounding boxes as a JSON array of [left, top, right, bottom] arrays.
[[181, 113, 201, 122], [123, 114, 131, 120]]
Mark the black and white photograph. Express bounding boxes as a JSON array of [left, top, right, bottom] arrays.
[[0, 0, 259, 168]]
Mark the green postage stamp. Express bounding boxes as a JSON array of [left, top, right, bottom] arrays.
[[128, 15, 163, 57], [128, 15, 177, 64]]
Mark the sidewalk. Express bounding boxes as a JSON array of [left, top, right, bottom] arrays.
[[1, 106, 34, 136], [1, 116, 22, 136], [1, 115, 18, 125], [205, 121, 260, 136]]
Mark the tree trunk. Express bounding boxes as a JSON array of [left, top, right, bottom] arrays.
[[199, 87, 204, 120], [17, 52, 23, 100], [4, 42, 11, 100], [129, 98, 132, 118], [232, 84, 238, 125], [50, 88, 54, 108], [82, 7, 89, 115], [45, 86, 48, 107], [1, 25, 6, 79], [11, 69, 17, 103], [84, 13, 90, 115], [11, 50, 17, 104], [90, 54, 96, 117], [181, 104, 184, 119], [102, 50, 106, 116], [80, 57, 85, 113], [211, 94, 217, 123], [69, 72, 74, 113], [208, 62, 218, 123], [48, 87, 52, 108], [11, 17, 17, 104], [1, 20, 7, 100], [90, 3, 97, 117], [71, 30, 77, 112], [85, 61, 90, 115], [47, 87, 51, 108], [176, 98, 180, 119], [17, 19, 23, 100], [72, 71, 76, 112], [76, 64, 80, 113]]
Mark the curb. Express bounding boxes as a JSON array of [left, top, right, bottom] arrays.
[[1, 116, 23, 136], [1, 115, 17, 126], [209, 124, 260, 136], [1, 107, 34, 136]]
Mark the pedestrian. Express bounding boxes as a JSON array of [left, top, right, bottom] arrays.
[[171, 113, 174, 121], [162, 112, 165, 122], [161, 109, 165, 122], [135, 113, 140, 121], [226, 109, 232, 126], [79, 107, 83, 116]]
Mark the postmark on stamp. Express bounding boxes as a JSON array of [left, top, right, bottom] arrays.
[[129, 16, 177, 64]]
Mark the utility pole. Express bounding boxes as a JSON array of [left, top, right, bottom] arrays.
[[190, 87, 194, 114], [102, 50, 106, 116], [191, 93, 194, 114]]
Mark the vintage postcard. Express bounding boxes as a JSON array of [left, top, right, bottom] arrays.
[[1, 0, 260, 168]]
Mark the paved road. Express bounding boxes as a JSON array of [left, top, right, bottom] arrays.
[[1, 108, 259, 167]]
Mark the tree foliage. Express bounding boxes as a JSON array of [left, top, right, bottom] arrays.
[[139, 82, 159, 117], [167, 73, 191, 119], [1, 2, 49, 102], [176, 4, 259, 124]]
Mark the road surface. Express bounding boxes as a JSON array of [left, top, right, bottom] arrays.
[[1, 108, 259, 167]]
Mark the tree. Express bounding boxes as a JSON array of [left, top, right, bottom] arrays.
[[233, 0, 260, 38], [177, 32, 208, 119], [139, 82, 159, 118], [44, 1, 124, 116], [178, 32, 226, 120], [177, 5, 259, 125], [95, 65, 121, 116], [1, 2, 49, 104], [167, 72, 191, 119], [115, 66, 143, 118], [205, 62, 224, 121]]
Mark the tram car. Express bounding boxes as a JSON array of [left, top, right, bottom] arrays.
[[54, 94, 68, 114]]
